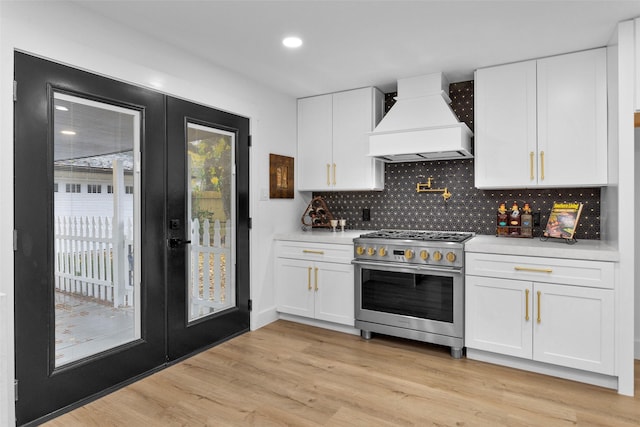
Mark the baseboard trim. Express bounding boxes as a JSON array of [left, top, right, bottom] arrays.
[[278, 313, 360, 336], [467, 348, 618, 391]]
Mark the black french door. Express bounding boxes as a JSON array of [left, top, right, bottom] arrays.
[[14, 52, 250, 426], [165, 96, 250, 361]]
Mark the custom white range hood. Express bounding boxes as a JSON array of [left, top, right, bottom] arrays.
[[368, 73, 473, 162]]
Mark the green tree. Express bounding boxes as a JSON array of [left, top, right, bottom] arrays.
[[188, 131, 232, 221]]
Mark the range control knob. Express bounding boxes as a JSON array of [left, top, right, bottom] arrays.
[[405, 249, 414, 260], [378, 247, 387, 257], [367, 247, 376, 256], [446, 252, 456, 263], [433, 251, 443, 261], [356, 246, 365, 255], [420, 250, 429, 260]]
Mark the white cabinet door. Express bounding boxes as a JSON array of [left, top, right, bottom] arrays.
[[297, 94, 333, 190], [275, 257, 315, 318], [314, 261, 354, 326], [537, 49, 607, 187], [533, 282, 614, 374], [475, 60, 537, 189], [332, 88, 384, 190], [465, 275, 532, 358], [636, 18, 640, 111], [297, 88, 384, 191], [474, 48, 607, 189]]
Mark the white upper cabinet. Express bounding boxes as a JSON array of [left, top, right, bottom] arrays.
[[297, 94, 333, 190], [475, 48, 607, 189], [297, 87, 385, 191], [475, 60, 537, 188]]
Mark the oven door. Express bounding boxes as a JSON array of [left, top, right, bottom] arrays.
[[353, 260, 464, 339]]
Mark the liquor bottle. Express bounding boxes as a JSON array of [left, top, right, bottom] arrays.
[[497, 203, 509, 236], [521, 203, 533, 237], [509, 201, 521, 235]]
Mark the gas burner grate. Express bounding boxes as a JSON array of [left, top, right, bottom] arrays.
[[359, 229, 474, 243]]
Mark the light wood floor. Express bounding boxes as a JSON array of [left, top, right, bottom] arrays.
[[45, 320, 640, 426]]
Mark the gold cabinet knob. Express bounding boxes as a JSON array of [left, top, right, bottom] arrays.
[[367, 247, 375, 256], [420, 250, 429, 260], [446, 252, 456, 263], [405, 249, 414, 259], [433, 251, 442, 261], [378, 247, 387, 257], [356, 246, 365, 255]]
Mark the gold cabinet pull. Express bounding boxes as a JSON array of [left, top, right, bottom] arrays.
[[314, 267, 319, 291], [525, 289, 530, 321], [537, 291, 541, 323], [326, 164, 331, 186], [514, 266, 553, 273], [540, 151, 545, 181], [332, 163, 336, 185], [303, 249, 325, 255], [529, 152, 535, 181], [307, 267, 312, 291]]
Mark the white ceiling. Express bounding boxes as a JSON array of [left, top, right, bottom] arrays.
[[76, 0, 640, 98]]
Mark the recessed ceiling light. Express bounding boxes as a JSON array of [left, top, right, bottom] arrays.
[[149, 81, 163, 88], [55, 105, 69, 111], [61, 130, 76, 135], [282, 36, 303, 48]]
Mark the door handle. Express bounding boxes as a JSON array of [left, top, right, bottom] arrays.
[[529, 152, 534, 181], [537, 291, 542, 323], [168, 238, 191, 248]]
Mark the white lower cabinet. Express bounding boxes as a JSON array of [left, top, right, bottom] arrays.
[[275, 241, 354, 326], [466, 276, 533, 359], [466, 253, 614, 376]]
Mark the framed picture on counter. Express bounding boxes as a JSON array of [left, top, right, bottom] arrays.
[[543, 202, 583, 241]]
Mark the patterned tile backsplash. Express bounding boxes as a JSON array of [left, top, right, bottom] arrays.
[[313, 81, 601, 240]]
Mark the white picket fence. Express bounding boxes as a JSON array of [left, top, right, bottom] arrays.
[[189, 219, 232, 318], [54, 216, 231, 313], [54, 216, 134, 307]]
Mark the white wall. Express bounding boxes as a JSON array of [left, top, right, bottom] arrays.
[[634, 18, 640, 362], [0, 1, 304, 424], [607, 20, 636, 396], [635, 126, 640, 359]]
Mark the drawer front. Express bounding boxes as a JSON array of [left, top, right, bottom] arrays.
[[466, 252, 614, 289], [275, 240, 354, 264]]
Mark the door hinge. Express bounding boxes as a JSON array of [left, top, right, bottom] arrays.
[[248, 299, 253, 312], [14, 379, 18, 401], [248, 135, 252, 147], [13, 80, 17, 101], [13, 230, 17, 251]]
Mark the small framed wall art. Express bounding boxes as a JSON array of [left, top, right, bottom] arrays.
[[269, 154, 294, 199]]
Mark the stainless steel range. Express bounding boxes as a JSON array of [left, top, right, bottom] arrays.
[[353, 229, 474, 358]]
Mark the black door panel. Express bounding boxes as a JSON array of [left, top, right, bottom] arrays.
[[165, 97, 250, 361], [14, 52, 166, 426]]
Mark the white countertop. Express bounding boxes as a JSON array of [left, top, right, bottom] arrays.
[[274, 231, 620, 262], [274, 229, 366, 245], [465, 235, 619, 262]]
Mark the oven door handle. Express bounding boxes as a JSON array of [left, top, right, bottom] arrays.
[[351, 259, 463, 275]]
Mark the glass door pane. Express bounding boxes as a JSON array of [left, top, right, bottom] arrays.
[[186, 123, 236, 322], [53, 92, 141, 366]]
